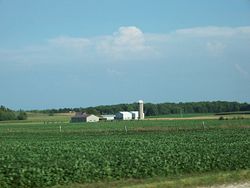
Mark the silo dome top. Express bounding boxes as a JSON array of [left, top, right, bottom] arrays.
[[138, 100, 143, 103]]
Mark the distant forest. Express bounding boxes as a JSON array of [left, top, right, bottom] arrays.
[[0, 106, 27, 121], [32, 101, 250, 116]]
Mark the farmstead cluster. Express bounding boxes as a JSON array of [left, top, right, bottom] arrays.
[[71, 100, 145, 123]]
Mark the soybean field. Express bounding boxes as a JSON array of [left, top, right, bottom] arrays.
[[0, 119, 250, 187]]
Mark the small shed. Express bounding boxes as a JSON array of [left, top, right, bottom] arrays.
[[101, 115, 115, 121], [115, 111, 132, 120], [71, 112, 99, 123]]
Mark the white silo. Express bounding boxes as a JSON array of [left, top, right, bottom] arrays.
[[138, 100, 144, 120]]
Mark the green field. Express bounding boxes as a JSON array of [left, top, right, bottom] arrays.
[[147, 113, 250, 119], [0, 117, 250, 187], [147, 113, 214, 118]]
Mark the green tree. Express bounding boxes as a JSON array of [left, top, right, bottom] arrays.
[[17, 110, 27, 120], [0, 105, 16, 121]]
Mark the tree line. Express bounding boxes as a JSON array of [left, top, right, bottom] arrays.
[[0, 106, 27, 121], [30, 101, 250, 116]]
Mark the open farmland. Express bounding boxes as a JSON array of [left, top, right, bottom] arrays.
[[0, 119, 250, 187]]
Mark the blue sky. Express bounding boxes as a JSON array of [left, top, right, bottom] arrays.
[[0, 0, 250, 110]]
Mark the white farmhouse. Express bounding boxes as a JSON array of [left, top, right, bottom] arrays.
[[115, 111, 132, 120], [85, 114, 99, 122]]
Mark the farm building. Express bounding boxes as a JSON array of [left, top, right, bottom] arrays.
[[130, 111, 139, 120], [71, 112, 99, 123], [100, 115, 115, 121], [115, 111, 133, 120]]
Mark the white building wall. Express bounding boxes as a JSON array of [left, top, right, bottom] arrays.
[[101, 115, 115, 121], [86, 115, 99, 122], [115, 112, 132, 120], [130, 111, 139, 120]]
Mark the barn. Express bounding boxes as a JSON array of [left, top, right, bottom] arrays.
[[71, 112, 99, 123], [130, 111, 139, 120], [101, 115, 115, 121], [115, 111, 132, 120]]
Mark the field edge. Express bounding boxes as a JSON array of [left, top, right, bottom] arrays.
[[52, 169, 250, 188]]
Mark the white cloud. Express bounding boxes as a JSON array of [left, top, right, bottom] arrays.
[[97, 26, 156, 59], [48, 36, 91, 49], [113, 26, 145, 47], [176, 26, 250, 38]]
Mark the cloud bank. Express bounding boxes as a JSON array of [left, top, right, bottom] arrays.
[[0, 25, 250, 65], [175, 26, 250, 37]]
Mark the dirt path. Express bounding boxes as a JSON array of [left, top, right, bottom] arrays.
[[201, 182, 250, 188]]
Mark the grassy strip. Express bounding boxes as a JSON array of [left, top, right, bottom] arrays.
[[215, 111, 250, 115], [53, 170, 250, 188], [147, 113, 214, 118]]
